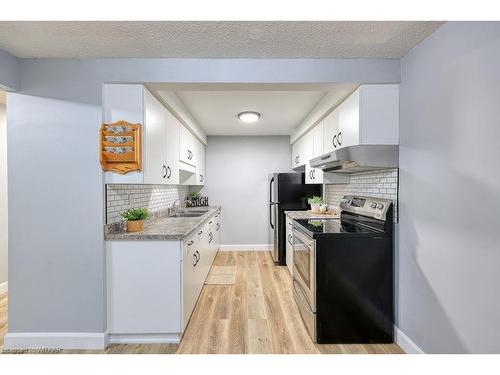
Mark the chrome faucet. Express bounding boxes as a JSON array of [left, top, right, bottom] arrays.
[[171, 199, 183, 214]]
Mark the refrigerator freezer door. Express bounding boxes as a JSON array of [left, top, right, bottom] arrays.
[[269, 173, 278, 203]]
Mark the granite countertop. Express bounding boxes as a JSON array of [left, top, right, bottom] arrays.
[[285, 209, 340, 220], [105, 206, 221, 241]]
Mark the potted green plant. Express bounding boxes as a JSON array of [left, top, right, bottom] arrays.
[[308, 196, 323, 212], [121, 207, 150, 232]]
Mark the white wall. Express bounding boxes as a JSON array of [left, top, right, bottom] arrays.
[[6, 56, 399, 341], [0, 103, 7, 288], [204, 136, 291, 246], [399, 22, 500, 353]]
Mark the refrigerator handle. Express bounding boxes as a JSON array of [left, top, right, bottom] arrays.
[[269, 203, 275, 229], [269, 176, 274, 203]]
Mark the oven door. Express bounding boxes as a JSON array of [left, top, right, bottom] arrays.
[[292, 227, 316, 311]]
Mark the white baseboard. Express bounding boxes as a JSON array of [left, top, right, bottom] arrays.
[[3, 332, 107, 350], [108, 333, 180, 344], [0, 281, 7, 295], [394, 326, 424, 354], [219, 244, 271, 251]]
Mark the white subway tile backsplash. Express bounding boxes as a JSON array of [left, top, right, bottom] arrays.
[[105, 184, 190, 224], [325, 169, 399, 221]]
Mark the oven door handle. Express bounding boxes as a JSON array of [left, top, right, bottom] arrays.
[[293, 228, 315, 249], [293, 278, 315, 314]]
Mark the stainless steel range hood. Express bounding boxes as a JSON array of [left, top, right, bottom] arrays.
[[310, 145, 399, 174]]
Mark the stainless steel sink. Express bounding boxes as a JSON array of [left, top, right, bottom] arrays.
[[168, 212, 205, 218], [168, 209, 210, 218]]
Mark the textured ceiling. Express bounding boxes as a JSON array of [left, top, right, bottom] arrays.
[[0, 21, 443, 58]]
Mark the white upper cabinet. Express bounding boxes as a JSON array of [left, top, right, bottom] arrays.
[[305, 122, 324, 184], [144, 89, 168, 185], [193, 138, 206, 186], [143, 89, 181, 185], [312, 121, 324, 158], [103, 84, 206, 186], [164, 110, 180, 184], [291, 132, 313, 170], [337, 88, 360, 149], [290, 84, 399, 177], [322, 108, 339, 154], [179, 125, 196, 166], [337, 84, 399, 148]]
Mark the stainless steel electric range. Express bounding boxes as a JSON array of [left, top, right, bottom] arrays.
[[292, 195, 394, 344]]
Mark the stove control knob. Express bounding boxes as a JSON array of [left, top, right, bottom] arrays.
[[377, 203, 384, 209], [370, 203, 377, 208]]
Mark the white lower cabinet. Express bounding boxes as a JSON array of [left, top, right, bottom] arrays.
[[285, 215, 294, 275], [106, 210, 221, 344], [106, 240, 182, 339]]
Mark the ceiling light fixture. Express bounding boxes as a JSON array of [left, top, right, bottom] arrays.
[[238, 111, 261, 123]]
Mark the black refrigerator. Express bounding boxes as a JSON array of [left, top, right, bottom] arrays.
[[268, 173, 322, 265]]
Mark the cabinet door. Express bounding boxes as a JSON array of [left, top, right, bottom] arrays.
[[179, 125, 194, 165], [312, 121, 324, 158], [164, 111, 180, 185], [307, 123, 324, 184], [305, 162, 323, 184], [293, 132, 313, 170], [194, 138, 206, 186], [214, 214, 221, 252], [338, 88, 360, 149], [285, 217, 294, 275], [144, 89, 167, 185], [197, 230, 211, 286], [323, 108, 339, 154], [106, 241, 181, 334], [291, 139, 300, 169], [182, 237, 197, 331]]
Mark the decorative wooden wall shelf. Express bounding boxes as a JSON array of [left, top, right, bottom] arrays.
[[99, 121, 142, 174]]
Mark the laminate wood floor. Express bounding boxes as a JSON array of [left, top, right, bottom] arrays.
[[0, 251, 404, 354]]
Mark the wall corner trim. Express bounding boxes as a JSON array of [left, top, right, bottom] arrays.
[[0, 281, 7, 295], [219, 244, 271, 251], [394, 325, 425, 354], [3, 332, 108, 350]]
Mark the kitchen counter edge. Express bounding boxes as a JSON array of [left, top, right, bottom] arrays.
[[104, 206, 221, 241]]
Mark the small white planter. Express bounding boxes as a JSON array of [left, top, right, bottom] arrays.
[[310, 203, 321, 212]]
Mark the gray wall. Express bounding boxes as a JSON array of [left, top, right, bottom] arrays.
[[7, 56, 400, 335], [0, 103, 7, 286], [399, 22, 500, 353], [0, 49, 19, 91], [204, 136, 291, 246]]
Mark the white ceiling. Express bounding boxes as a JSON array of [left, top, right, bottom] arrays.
[[0, 21, 442, 58], [159, 84, 356, 136]]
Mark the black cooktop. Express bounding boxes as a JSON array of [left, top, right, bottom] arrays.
[[295, 217, 384, 237]]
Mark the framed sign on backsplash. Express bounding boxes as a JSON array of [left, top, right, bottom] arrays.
[[99, 120, 142, 174]]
